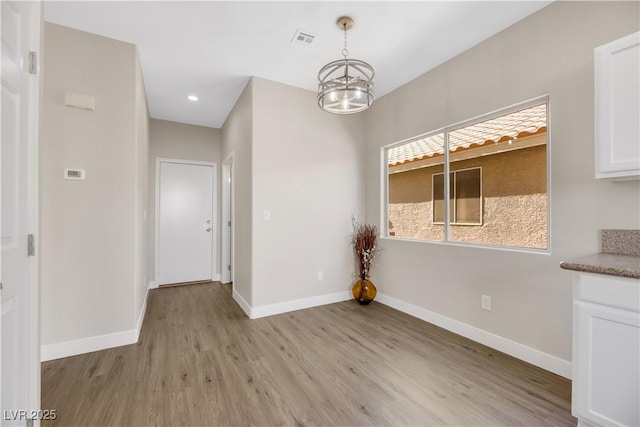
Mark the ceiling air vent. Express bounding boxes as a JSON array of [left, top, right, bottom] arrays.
[[291, 29, 315, 46]]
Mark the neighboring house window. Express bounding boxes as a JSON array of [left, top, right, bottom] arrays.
[[433, 168, 482, 225], [385, 100, 548, 251]]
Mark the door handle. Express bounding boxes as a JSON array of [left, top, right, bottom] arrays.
[[206, 227, 212, 232]]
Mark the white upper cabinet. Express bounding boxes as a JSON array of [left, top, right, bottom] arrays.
[[594, 32, 640, 180]]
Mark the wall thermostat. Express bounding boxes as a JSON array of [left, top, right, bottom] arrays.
[[64, 168, 86, 180]]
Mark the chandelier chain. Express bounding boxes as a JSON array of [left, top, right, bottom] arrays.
[[342, 23, 349, 58]]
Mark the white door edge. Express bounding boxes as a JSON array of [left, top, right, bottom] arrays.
[[1, 0, 42, 419], [27, 1, 42, 415], [221, 152, 234, 284]]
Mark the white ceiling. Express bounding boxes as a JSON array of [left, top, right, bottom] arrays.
[[44, 1, 552, 129]]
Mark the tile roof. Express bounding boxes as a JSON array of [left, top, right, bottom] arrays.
[[388, 104, 547, 165]]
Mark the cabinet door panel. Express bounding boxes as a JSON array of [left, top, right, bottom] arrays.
[[573, 301, 640, 426], [595, 31, 640, 179]]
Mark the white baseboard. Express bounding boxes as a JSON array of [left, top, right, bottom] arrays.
[[41, 328, 138, 362], [42, 288, 150, 362], [375, 293, 572, 379], [232, 288, 352, 320], [251, 291, 352, 319], [212, 274, 221, 281], [232, 290, 351, 319]]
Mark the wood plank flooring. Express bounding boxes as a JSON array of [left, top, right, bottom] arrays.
[[42, 282, 576, 426]]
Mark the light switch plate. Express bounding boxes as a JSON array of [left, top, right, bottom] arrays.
[[262, 210, 271, 221], [481, 295, 492, 311]]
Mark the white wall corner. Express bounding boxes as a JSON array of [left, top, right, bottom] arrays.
[[41, 287, 149, 362], [135, 287, 150, 342], [148, 280, 158, 289], [232, 288, 253, 318], [375, 293, 572, 379], [212, 274, 221, 282], [250, 291, 352, 319], [41, 329, 138, 362]]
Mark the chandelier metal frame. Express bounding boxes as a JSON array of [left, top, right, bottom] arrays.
[[317, 16, 375, 114]]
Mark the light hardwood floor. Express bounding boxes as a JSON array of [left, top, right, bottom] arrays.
[[42, 282, 576, 426]]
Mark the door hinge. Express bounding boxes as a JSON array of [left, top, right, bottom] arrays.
[[27, 234, 35, 256], [228, 221, 231, 227], [228, 265, 231, 271], [28, 51, 38, 75]]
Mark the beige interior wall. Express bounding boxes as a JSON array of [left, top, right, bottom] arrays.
[[221, 81, 253, 304], [148, 119, 222, 284], [134, 49, 150, 321], [41, 23, 141, 344], [250, 77, 366, 307], [364, 1, 640, 364]]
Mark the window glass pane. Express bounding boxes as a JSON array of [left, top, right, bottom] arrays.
[[383, 101, 548, 250], [448, 104, 547, 249], [387, 133, 445, 241], [454, 168, 481, 224], [432, 172, 453, 224], [432, 173, 444, 223]]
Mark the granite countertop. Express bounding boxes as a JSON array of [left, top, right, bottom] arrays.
[[560, 253, 640, 279], [560, 229, 640, 279]]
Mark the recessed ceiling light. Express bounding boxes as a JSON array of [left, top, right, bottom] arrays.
[[188, 95, 198, 101]]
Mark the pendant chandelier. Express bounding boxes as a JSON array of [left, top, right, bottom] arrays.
[[317, 16, 375, 114]]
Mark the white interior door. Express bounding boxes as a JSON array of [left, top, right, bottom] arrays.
[[1, 0, 40, 424], [157, 160, 215, 285]]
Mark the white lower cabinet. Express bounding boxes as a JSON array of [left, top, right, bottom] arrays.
[[572, 273, 640, 427]]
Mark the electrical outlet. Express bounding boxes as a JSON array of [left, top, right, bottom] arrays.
[[481, 295, 492, 311], [317, 271, 323, 281]]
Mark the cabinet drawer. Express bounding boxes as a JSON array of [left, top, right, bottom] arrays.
[[575, 273, 640, 311]]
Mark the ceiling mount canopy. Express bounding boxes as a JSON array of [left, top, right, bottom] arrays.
[[317, 16, 375, 115]]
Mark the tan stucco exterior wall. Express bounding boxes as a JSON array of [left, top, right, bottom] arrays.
[[388, 144, 547, 248]]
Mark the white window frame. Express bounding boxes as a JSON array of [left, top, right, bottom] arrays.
[[381, 96, 551, 254]]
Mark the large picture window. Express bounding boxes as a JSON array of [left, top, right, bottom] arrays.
[[385, 100, 548, 250]]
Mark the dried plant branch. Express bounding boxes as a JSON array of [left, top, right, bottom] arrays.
[[351, 219, 378, 280]]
